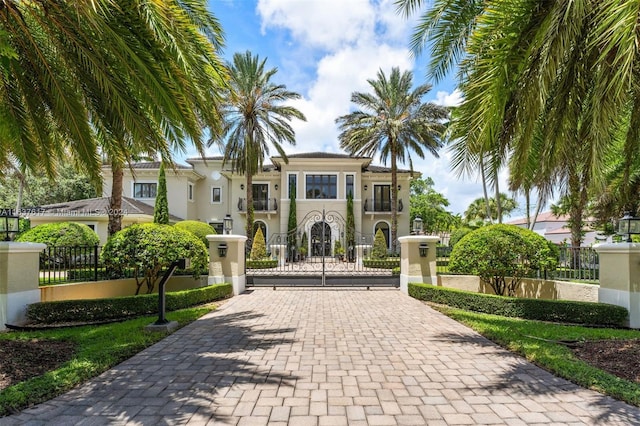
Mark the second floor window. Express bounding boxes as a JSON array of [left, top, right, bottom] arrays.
[[346, 174, 354, 198], [306, 174, 337, 199], [374, 185, 391, 211], [288, 174, 297, 198], [133, 182, 157, 199]]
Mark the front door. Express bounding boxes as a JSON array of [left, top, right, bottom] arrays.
[[310, 221, 331, 256]]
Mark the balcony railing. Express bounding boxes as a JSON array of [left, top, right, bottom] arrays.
[[237, 198, 278, 212], [363, 198, 403, 213]]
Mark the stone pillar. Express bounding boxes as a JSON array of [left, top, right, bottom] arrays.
[[207, 234, 247, 296], [594, 243, 640, 328], [355, 244, 372, 267], [398, 236, 439, 295], [270, 244, 287, 267], [0, 242, 46, 330]]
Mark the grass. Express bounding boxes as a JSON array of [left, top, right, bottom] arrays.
[[430, 303, 640, 406], [0, 304, 217, 416]]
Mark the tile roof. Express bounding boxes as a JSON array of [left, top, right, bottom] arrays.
[[127, 161, 192, 170], [36, 197, 183, 221], [365, 165, 413, 173], [286, 152, 365, 159]]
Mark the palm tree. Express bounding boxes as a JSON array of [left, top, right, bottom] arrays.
[[0, 0, 228, 234], [211, 51, 306, 241], [464, 194, 517, 224], [397, 0, 640, 247], [336, 67, 448, 252]]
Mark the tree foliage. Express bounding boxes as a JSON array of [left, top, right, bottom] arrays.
[[448, 225, 557, 296], [287, 183, 297, 258], [464, 194, 518, 225], [409, 177, 459, 233], [17, 222, 99, 247], [153, 163, 169, 224], [372, 228, 388, 259], [174, 220, 216, 247], [346, 193, 356, 261], [101, 224, 207, 295], [250, 227, 268, 260]]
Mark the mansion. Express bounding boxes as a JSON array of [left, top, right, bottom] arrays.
[[34, 152, 417, 250]]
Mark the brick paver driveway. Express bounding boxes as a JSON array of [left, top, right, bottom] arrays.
[[5, 289, 640, 425]]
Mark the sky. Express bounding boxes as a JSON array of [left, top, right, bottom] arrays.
[[193, 0, 515, 217]]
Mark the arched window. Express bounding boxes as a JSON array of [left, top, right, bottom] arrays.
[[374, 221, 390, 249], [253, 221, 267, 243]]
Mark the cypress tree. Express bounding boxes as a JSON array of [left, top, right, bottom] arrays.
[[251, 227, 267, 260], [153, 163, 169, 224], [346, 193, 355, 261], [372, 228, 388, 259], [287, 183, 297, 260]]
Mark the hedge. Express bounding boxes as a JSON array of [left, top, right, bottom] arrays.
[[26, 284, 232, 324], [246, 259, 278, 269], [409, 283, 628, 327], [363, 259, 400, 269]]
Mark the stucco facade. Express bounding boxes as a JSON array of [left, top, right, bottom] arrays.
[[101, 152, 417, 250]]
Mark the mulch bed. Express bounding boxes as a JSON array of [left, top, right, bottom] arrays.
[[0, 339, 76, 391], [571, 339, 640, 384]]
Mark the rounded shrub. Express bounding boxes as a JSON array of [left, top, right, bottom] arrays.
[[449, 226, 473, 248], [372, 228, 388, 259], [16, 222, 99, 247], [448, 224, 557, 296], [250, 227, 267, 260], [175, 220, 216, 246], [101, 223, 208, 295]]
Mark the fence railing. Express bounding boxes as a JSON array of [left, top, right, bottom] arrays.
[[435, 245, 599, 284], [40, 245, 101, 284]]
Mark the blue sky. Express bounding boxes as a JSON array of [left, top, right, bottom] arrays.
[[197, 0, 515, 217]]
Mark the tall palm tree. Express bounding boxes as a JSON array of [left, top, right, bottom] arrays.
[[397, 0, 640, 247], [211, 51, 306, 241], [0, 0, 228, 234], [336, 67, 448, 252]]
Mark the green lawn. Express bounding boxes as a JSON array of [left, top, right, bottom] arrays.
[[430, 304, 640, 407], [0, 304, 217, 416]]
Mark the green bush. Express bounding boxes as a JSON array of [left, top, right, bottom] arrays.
[[449, 224, 557, 296], [246, 259, 278, 269], [16, 222, 99, 247], [392, 266, 400, 276], [449, 226, 473, 248], [372, 228, 388, 259], [363, 259, 400, 269], [250, 227, 267, 260], [26, 284, 232, 324], [175, 220, 216, 246], [409, 283, 628, 327], [101, 223, 208, 295]]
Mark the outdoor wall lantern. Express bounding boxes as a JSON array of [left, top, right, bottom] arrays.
[[274, 184, 278, 190], [618, 212, 640, 242], [0, 211, 20, 241], [240, 184, 244, 190], [419, 243, 428, 257], [223, 214, 233, 235], [412, 217, 423, 235], [364, 184, 368, 191], [218, 243, 228, 258]]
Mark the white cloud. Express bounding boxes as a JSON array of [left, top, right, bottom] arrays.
[[434, 89, 463, 107]]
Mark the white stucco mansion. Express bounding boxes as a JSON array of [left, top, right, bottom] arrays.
[[33, 152, 417, 248]]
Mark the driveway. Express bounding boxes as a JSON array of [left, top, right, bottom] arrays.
[[4, 289, 640, 425]]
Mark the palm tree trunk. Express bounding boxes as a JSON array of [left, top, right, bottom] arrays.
[[525, 189, 531, 229], [108, 161, 124, 236], [391, 151, 398, 254], [494, 167, 502, 224], [479, 157, 493, 224], [15, 171, 25, 213], [246, 173, 254, 242]]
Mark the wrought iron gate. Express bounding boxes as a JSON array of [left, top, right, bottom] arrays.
[[246, 209, 399, 288]]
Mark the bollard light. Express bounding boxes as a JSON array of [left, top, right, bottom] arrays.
[[419, 242, 428, 257], [223, 214, 233, 235], [618, 212, 640, 242], [218, 242, 228, 257]]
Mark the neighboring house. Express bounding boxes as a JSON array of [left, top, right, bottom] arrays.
[[507, 211, 603, 246], [28, 197, 183, 243], [99, 152, 416, 251]]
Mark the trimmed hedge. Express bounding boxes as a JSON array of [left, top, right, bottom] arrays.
[[363, 259, 400, 269], [26, 283, 232, 324], [246, 259, 278, 269], [409, 283, 628, 327]]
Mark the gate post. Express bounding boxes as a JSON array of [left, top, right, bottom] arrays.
[[207, 234, 247, 296], [270, 244, 287, 267], [355, 244, 371, 267], [398, 236, 439, 295], [594, 242, 639, 328], [0, 242, 46, 329]]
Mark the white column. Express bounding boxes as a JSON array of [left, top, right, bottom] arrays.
[[270, 244, 287, 266], [0, 242, 46, 329], [355, 244, 372, 267]]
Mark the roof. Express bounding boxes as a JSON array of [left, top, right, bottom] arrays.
[[286, 152, 367, 159], [507, 211, 570, 226], [36, 197, 183, 222], [126, 161, 192, 170], [365, 165, 413, 174]]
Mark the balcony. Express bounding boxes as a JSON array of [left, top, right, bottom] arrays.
[[238, 198, 278, 213], [363, 199, 403, 213]]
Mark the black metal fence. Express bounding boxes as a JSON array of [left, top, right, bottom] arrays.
[[435, 245, 599, 284], [40, 245, 101, 284]]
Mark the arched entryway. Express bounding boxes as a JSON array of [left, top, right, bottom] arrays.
[[374, 221, 390, 249], [310, 221, 331, 256]]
